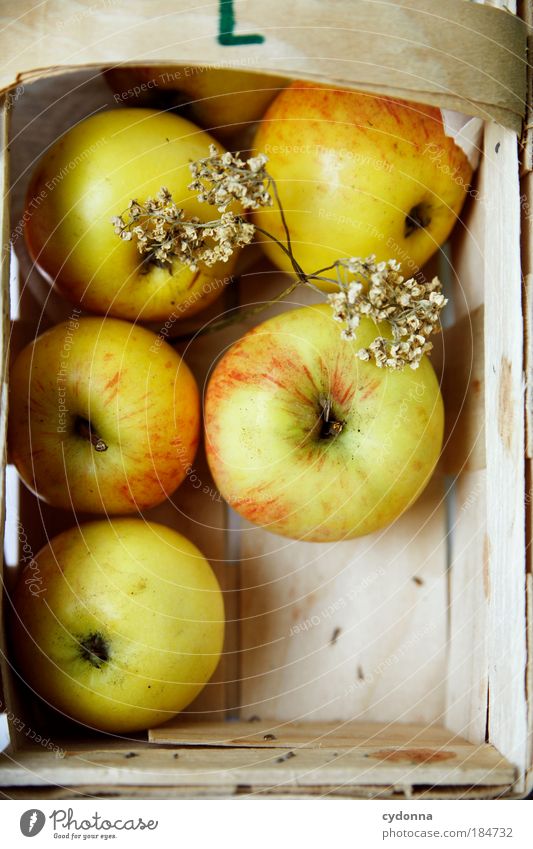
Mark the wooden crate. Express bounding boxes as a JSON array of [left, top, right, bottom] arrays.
[[0, 0, 531, 799]]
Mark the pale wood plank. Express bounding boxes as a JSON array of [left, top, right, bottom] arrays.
[[441, 307, 485, 473], [522, 171, 533, 456], [0, 1, 526, 131], [483, 123, 528, 780], [149, 719, 466, 749], [445, 469, 489, 742], [0, 739, 516, 789], [0, 783, 518, 799], [239, 476, 448, 724], [439, 24, 489, 749]]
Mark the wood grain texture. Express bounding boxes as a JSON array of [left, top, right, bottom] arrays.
[[440, 58, 488, 750], [238, 476, 448, 724], [149, 719, 465, 748], [441, 307, 485, 474], [445, 469, 489, 743], [0, 0, 526, 131], [522, 171, 533, 457], [0, 734, 516, 790], [483, 122, 528, 782]]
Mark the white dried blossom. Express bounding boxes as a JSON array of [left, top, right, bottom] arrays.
[[326, 255, 447, 370], [111, 186, 254, 272], [189, 144, 272, 212]]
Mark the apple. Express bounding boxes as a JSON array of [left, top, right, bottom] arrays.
[[105, 66, 286, 140], [25, 108, 239, 322], [9, 519, 224, 733], [8, 316, 199, 514], [253, 81, 473, 282], [205, 304, 444, 541]]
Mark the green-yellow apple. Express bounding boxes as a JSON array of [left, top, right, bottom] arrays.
[[25, 108, 238, 322], [105, 66, 286, 140], [253, 81, 473, 282], [205, 304, 444, 541], [8, 317, 199, 514], [10, 519, 224, 733]]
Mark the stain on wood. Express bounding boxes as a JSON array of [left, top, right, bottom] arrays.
[[497, 357, 513, 453], [369, 748, 456, 764]]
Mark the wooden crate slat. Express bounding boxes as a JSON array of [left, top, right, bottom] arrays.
[[441, 308, 485, 474], [148, 719, 465, 748], [0, 0, 527, 131], [0, 783, 518, 800], [483, 123, 528, 779], [0, 740, 516, 790], [445, 469, 489, 743]]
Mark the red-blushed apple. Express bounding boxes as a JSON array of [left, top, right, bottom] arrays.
[[8, 317, 199, 514], [204, 304, 444, 541], [9, 519, 224, 733], [253, 81, 473, 281]]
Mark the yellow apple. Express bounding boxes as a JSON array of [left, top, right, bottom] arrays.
[[8, 317, 199, 514], [105, 66, 286, 140], [25, 108, 238, 322], [253, 81, 473, 283], [205, 304, 444, 541], [10, 520, 224, 733]]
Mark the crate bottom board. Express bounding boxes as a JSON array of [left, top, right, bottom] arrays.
[[0, 722, 517, 798]]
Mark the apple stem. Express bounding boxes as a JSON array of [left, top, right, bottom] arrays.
[[75, 416, 108, 453], [318, 397, 345, 439]]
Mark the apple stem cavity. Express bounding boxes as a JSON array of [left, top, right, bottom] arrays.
[[75, 416, 108, 453], [405, 203, 432, 238], [78, 632, 110, 669], [318, 397, 345, 440]]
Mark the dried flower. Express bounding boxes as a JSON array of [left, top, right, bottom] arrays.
[[327, 256, 447, 370], [189, 144, 272, 212], [111, 148, 447, 371], [111, 187, 254, 272]]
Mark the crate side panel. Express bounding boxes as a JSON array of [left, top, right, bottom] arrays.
[[483, 123, 528, 778], [441, 307, 485, 474], [443, 118, 489, 747], [445, 469, 489, 742]]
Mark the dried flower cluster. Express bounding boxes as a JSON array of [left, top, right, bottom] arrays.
[[112, 148, 447, 370], [328, 256, 447, 370], [189, 144, 272, 212], [112, 187, 255, 271]]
